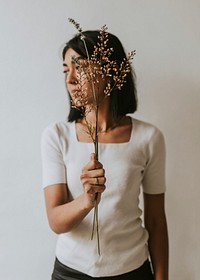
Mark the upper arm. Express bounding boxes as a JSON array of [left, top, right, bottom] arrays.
[[41, 124, 67, 189], [142, 128, 166, 195]]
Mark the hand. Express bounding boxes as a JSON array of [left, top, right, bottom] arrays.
[[80, 153, 106, 209]]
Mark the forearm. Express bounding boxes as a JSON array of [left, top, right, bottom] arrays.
[[147, 216, 169, 280], [45, 154, 105, 234], [48, 194, 93, 234]]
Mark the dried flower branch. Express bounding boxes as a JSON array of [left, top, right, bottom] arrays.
[[68, 18, 83, 33], [68, 18, 136, 255]]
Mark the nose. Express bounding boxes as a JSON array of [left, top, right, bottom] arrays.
[[66, 68, 78, 85]]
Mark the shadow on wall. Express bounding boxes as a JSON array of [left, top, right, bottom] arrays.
[[153, 76, 200, 280]]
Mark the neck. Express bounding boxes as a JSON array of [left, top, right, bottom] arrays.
[[82, 100, 117, 132]]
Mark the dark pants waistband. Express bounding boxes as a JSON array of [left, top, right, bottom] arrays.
[[51, 257, 154, 280]]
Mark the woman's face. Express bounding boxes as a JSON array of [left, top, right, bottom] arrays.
[[63, 48, 106, 108]]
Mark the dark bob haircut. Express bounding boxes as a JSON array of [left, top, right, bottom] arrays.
[[62, 30, 137, 122]]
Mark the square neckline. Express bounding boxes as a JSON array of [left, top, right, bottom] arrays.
[[72, 117, 134, 145]]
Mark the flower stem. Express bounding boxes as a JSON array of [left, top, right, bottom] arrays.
[[95, 196, 100, 255], [91, 194, 100, 255], [95, 105, 99, 160], [90, 105, 101, 255]]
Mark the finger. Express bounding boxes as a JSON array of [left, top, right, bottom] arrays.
[[85, 184, 106, 195], [82, 153, 96, 171], [90, 153, 96, 161], [81, 168, 105, 180], [90, 153, 103, 169], [93, 177, 106, 185], [82, 154, 103, 172], [95, 177, 99, 185], [90, 168, 105, 178], [80, 172, 106, 185]]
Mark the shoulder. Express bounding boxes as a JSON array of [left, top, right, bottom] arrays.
[[130, 117, 164, 142], [42, 120, 72, 138], [41, 120, 74, 147]]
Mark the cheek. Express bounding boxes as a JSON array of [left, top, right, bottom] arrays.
[[69, 89, 89, 108]]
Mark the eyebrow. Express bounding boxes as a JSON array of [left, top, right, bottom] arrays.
[[63, 56, 85, 66]]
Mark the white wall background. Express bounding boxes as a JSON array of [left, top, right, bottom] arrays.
[[0, 0, 199, 279]]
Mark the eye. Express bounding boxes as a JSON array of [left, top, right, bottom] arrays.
[[63, 69, 69, 74], [63, 63, 69, 74]]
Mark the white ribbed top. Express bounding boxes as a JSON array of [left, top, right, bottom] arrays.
[[41, 117, 166, 277]]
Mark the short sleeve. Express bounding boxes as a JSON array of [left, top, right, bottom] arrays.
[[142, 128, 166, 194], [41, 124, 66, 188]]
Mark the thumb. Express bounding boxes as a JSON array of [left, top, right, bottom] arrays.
[[90, 153, 96, 161]]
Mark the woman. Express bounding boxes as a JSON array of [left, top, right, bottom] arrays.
[[41, 30, 169, 280]]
